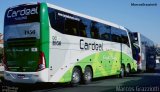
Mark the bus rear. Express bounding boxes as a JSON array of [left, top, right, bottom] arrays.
[[3, 3, 49, 83]]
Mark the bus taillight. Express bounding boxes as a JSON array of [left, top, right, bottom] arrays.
[[37, 52, 46, 71]]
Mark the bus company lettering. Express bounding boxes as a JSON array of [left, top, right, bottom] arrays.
[[24, 30, 35, 35], [7, 7, 38, 18], [58, 12, 80, 21], [80, 39, 103, 51]]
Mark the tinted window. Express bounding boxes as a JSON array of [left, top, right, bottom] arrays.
[[49, 8, 80, 36], [90, 21, 100, 39], [121, 30, 129, 46], [79, 18, 91, 37], [87, 22, 111, 41], [64, 18, 79, 36], [97, 23, 111, 41], [111, 27, 121, 43], [48, 8, 65, 33], [48, 7, 129, 44]]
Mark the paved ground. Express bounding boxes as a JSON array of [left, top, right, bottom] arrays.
[[1, 64, 160, 92]]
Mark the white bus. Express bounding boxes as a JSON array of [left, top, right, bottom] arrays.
[[3, 2, 137, 84]]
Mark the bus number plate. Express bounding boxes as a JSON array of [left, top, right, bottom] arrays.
[[17, 74, 25, 79]]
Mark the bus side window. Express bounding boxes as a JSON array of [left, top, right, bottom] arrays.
[[121, 30, 130, 47], [90, 21, 99, 39], [79, 20, 87, 37], [64, 18, 79, 36], [111, 27, 121, 43], [79, 18, 92, 38], [48, 8, 65, 33], [48, 8, 55, 28], [99, 24, 111, 41]]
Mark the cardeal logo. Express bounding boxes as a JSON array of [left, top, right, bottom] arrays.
[[80, 39, 103, 51], [7, 7, 38, 18]]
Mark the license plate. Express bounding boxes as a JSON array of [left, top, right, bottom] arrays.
[[17, 74, 25, 79]]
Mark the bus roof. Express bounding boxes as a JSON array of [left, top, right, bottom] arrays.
[[6, 2, 128, 31]]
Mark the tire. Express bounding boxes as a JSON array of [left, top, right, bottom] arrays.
[[126, 65, 131, 76], [71, 67, 81, 86], [120, 65, 125, 78], [83, 67, 92, 84]]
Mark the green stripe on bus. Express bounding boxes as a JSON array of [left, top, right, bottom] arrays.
[[40, 3, 49, 68]]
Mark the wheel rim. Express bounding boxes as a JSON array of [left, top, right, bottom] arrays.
[[85, 71, 92, 81], [126, 66, 130, 73], [120, 67, 124, 77], [72, 71, 80, 83]]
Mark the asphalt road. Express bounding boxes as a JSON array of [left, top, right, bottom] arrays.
[[1, 64, 160, 92]]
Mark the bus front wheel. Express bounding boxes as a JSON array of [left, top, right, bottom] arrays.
[[71, 67, 81, 86]]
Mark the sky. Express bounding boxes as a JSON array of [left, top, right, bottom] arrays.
[[0, 0, 160, 44]]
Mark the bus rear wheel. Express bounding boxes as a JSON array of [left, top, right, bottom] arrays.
[[126, 64, 131, 76], [83, 67, 92, 84], [120, 65, 125, 78], [71, 67, 81, 86]]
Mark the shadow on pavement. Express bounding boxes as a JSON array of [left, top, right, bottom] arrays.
[[101, 67, 160, 92]]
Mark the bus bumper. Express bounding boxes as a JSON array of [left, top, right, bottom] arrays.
[[4, 68, 48, 84]]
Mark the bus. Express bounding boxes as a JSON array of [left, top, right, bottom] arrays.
[[3, 2, 137, 84], [133, 32, 156, 71]]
